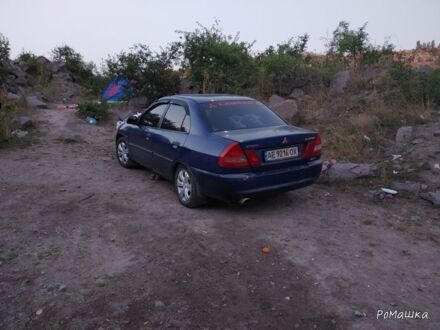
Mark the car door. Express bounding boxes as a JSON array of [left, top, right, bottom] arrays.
[[129, 103, 169, 168], [151, 102, 191, 179]]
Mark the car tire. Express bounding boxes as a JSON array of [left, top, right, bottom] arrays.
[[174, 165, 205, 208], [116, 137, 137, 168]]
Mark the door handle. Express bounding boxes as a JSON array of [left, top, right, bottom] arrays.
[[172, 141, 180, 149], [145, 132, 152, 140]]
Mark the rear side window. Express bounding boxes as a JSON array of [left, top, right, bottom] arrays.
[[161, 104, 188, 132], [140, 103, 168, 127], [200, 100, 285, 132]]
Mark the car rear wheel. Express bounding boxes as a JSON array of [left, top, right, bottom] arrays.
[[175, 165, 204, 208], [116, 137, 137, 168]]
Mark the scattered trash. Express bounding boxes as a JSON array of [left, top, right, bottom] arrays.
[[392, 170, 399, 175], [55, 103, 78, 110], [434, 163, 440, 170], [85, 116, 97, 125], [261, 246, 270, 254], [381, 188, 398, 195], [391, 154, 402, 161], [363, 135, 371, 142], [35, 309, 43, 316]]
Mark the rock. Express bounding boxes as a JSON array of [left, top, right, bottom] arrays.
[[9, 63, 29, 86], [26, 96, 47, 109], [7, 92, 20, 101], [128, 96, 148, 109], [395, 126, 413, 150], [354, 310, 366, 318], [390, 181, 425, 194], [270, 99, 299, 123], [350, 113, 379, 129], [268, 94, 285, 107], [154, 300, 165, 310], [412, 138, 424, 145], [327, 162, 377, 181], [9, 116, 33, 130], [329, 70, 350, 95], [58, 130, 84, 143], [420, 191, 440, 208], [95, 278, 106, 287], [58, 284, 67, 292], [179, 79, 196, 94], [11, 130, 28, 138], [288, 89, 304, 99]]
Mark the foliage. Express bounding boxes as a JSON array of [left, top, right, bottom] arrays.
[[388, 61, 440, 106], [105, 44, 180, 103], [51, 45, 104, 94], [17, 51, 52, 87], [362, 42, 395, 65], [176, 21, 256, 93], [327, 21, 369, 64], [256, 35, 341, 96], [0, 33, 10, 83], [77, 101, 108, 120]]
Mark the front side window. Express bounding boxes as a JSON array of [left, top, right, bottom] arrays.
[[140, 103, 168, 127], [161, 104, 188, 132], [200, 100, 285, 132]]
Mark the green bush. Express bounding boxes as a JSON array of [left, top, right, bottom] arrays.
[[52, 45, 105, 95], [105, 44, 180, 102], [17, 51, 52, 87], [176, 21, 256, 94], [77, 101, 108, 121], [0, 33, 10, 84]]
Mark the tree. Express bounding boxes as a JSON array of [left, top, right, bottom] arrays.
[[327, 21, 369, 65], [51, 45, 103, 94], [176, 21, 257, 93], [105, 44, 180, 102], [0, 33, 10, 83], [256, 34, 311, 95]]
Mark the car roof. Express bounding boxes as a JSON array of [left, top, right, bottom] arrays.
[[160, 94, 255, 104]]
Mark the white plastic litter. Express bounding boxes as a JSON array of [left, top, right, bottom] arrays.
[[381, 188, 398, 195]]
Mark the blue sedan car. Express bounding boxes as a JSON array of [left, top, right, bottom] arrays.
[[115, 94, 322, 207]]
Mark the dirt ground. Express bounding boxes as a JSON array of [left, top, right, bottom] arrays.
[[0, 108, 439, 330]]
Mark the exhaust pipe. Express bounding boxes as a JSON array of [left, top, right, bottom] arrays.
[[238, 197, 251, 205]]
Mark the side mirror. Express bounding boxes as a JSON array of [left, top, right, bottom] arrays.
[[126, 115, 139, 125]]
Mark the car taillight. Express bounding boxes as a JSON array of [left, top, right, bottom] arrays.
[[218, 143, 261, 168], [244, 149, 261, 166], [303, 134, 322, 158]]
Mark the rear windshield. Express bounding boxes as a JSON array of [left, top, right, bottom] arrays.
[[200, 100, 285, 132]]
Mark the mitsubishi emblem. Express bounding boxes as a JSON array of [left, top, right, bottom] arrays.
[[282, 137, 288, 144]]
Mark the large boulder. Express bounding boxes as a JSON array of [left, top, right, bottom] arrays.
[[420, 191, 440, 208], [390, 181, 427, 194], [9, 116, 33, 130], [26, 96, 47, 109], [395, 126, 414, 150], [270, 99, 299, 123], [128, 96, 148, 109], [288, 88, 304, 99], [329, 70, 350, 95], [7, 92, 20, 101], [268, 94, 286, 107], [326, 162, 377, 181]]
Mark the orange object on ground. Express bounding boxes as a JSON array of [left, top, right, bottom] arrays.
[[261, 246, 270, 254]]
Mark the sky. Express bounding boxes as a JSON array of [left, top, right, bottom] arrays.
[[1, 0, 439, 65]]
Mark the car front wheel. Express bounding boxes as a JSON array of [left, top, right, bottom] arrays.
[[116, 137, 137, 168], [175, 165, 205, 208]]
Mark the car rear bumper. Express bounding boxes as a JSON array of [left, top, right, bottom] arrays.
[[192, 159, 322, 202]]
